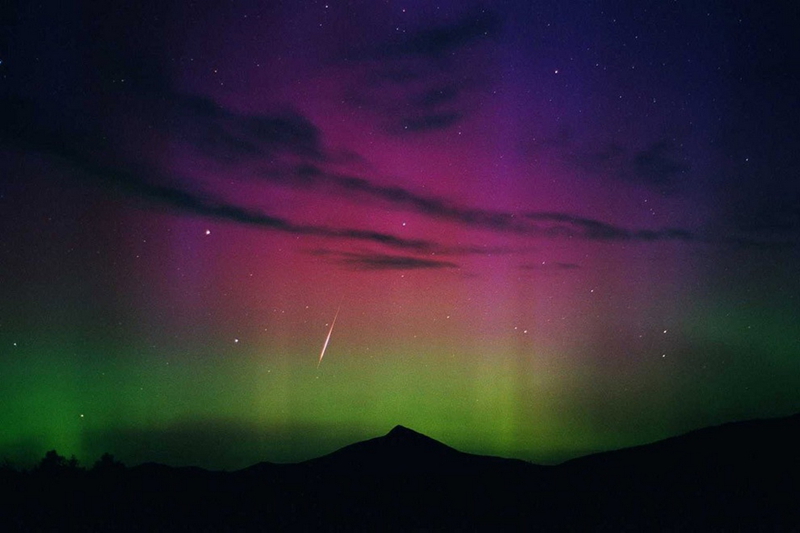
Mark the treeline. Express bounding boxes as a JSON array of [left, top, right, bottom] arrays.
[[1, 450, 125, 475]]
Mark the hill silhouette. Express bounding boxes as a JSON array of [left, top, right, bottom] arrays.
[[1, 414, 798, 530]]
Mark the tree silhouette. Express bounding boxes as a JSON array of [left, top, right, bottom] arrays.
[[92, 452, 125, 473], [38, 449, 67, 474], [0, 458, 16, 473], [36, 450, 83, 475], [67, 454, 80, 470]]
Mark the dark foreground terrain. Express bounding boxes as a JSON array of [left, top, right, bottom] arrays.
[[1, 413, 798, 531]]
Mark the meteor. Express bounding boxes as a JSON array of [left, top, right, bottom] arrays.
[[317, 306, 340, 368]]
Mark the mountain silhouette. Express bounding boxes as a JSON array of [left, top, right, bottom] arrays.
[[308, 424, 459, 467], [552, 413, 800, 530], [302, 424, 534, 476], [2, 414, 798, 530]]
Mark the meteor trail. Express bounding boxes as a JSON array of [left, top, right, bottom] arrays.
[[317, 306, 340, 368]]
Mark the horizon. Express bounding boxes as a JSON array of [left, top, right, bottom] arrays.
[[4, 412, 800, 472], [2, 0, 799, 471], [8, 412, 800, 472]]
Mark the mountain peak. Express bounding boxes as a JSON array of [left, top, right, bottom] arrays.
[[386, 425, 420, 438], [382, 425, 455, 455]]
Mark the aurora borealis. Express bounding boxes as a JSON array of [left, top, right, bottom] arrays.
[[1, 0, 799, 470]]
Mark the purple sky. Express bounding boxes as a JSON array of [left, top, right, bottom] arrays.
[[1, 0, 798, 469]]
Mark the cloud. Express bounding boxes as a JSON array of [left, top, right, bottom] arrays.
[[732, 189, 800, 235], [553, 132, 795, 248], [264, 164, 529, 234], [264, 164, 698, 243], [342, 9, 500, 135], [0, 86, 329, 170], [0, 101, 448, 254], [723, 236, 798, 250], [738, 204, 800, 235], [104, 173, 450, 254], [520, 262, 581, 272], [411, 85, 461, 108], [727, 199, 800, 249], [313, 250, 460, 271], [396, 112, 464, 133], [0, 90, 707, 257], [524, 212, 695, 242], [568, 143, 625, 174], [632, 140, 690, 188], [347, 9, 501, 61], [1, 97, 532, 258], [558, 138, 691, 195], [166, 93, 326, 164]]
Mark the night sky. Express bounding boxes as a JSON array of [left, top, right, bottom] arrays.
[[1, 0, 799, 470]]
